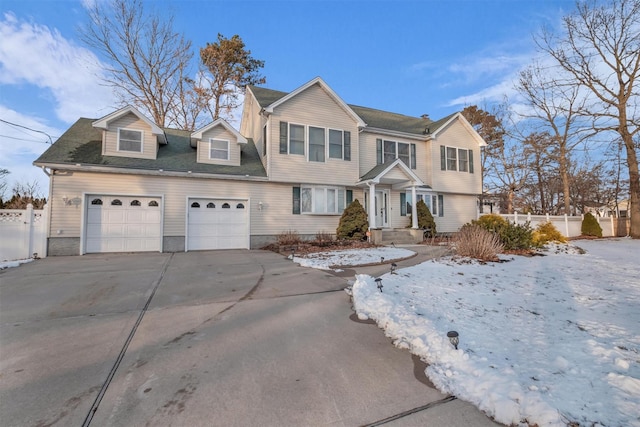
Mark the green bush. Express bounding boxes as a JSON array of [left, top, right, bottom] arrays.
[[472, 214, 535, 251], [416, 199, 437, 236], [533, 221, 567, 245], [581, 212, 603, 237], [336, 199, 369, 240], [474, 213, 508, 233]]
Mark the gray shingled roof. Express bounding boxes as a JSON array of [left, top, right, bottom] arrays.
[[248, 85, 458, 136], [34, 118, 267, 177]]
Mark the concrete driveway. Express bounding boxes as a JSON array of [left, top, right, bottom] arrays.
[[0, 249, 501, 427]]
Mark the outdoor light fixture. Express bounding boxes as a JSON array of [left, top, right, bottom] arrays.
[[380, 256, 385, 264], [258, 201, 263, 211], [391, 263, 397, 274], [447, 331, 459, 350], [375, 278, 383, 292]]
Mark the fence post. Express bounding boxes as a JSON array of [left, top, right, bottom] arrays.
[[564, 214, 569, 237], [527, 212, 531, 222], [514, 211, 518, 224], [26, 203, 34, 259]]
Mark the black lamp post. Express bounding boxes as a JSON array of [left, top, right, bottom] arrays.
[[447, 331, 459, 350], [390, 263, 397, 274], [380, 256, 385, 264], [375, 278, 383, 292], [291, 248, 295, 260]]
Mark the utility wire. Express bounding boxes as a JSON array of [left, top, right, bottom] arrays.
[[0, 118, 54, 144], [0, 134, 54, 143]]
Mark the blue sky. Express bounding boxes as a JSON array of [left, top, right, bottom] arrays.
[[0, 0, 572, 195]]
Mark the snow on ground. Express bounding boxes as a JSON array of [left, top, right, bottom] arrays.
[[0, 258, 33, 270], [348, 238, 640, 427], [291, 246, 415, 270]]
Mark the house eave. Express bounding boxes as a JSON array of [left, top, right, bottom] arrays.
[[33, 162, 269, 182], [361, 127, 429, 141]]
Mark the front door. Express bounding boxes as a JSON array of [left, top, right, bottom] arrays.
[[375, 190, 389, 228]]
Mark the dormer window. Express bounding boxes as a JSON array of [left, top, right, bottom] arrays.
[[118, 128, 143, 153], [210, 139, 229, 160]]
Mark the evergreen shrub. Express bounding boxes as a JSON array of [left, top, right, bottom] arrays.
[[581, 212, 603, 237], [416, 199, 437, 236], [533, 221, 567, 245], [472, 214, 535, 251], [336, 199, 369, 240]]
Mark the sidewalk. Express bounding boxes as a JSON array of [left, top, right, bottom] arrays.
[[330, 243, 452, 280]]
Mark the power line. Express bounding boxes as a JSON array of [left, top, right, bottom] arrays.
[[0, 134, 54, 143], [0, 118, 54, 144]]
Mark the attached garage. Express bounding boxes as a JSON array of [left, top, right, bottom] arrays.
[[187, 198, 249, 251], [85, 195, 162, 253]]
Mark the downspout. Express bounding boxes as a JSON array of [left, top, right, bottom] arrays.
[[40, 166, 52, 257]]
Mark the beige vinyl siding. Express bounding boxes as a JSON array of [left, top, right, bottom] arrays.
[[390, 190, 412, 229], [358, 132, 430, 184], [434, 194, 478, 233], [197, 127, 241, 166], [239, 90, 268, 170], [49, 171, 354, 239], [430, 119, 482, 195], [268, 83, 359, 185], [103, 112, 158, 159]]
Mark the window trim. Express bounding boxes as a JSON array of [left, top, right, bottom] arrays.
[[117, 128, 143, 153], [299, 185, 347, 215], [458, 148, 468, 172], [377, 138, 416, 169], [329, 128, 345, 159], [209, 138, 230, 160], [402, 191, 445, 217]]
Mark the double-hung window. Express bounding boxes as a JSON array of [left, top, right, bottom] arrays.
[[210, 139, 229, 160], [289, 124, 305, 155], [118, 128, 143, 153], [377, 139, 417, 169], [309, 126, 325, 162], [401, 192, 444, 217], [441, 145, 474, 173]]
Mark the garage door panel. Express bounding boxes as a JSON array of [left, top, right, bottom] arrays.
[[85, 195, 161, 253], [187, 198, 248, 251]]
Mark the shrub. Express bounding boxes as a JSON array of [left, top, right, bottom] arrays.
[[336, 199, 369, 240], [277, 230, 302, 246], [581, 212, 603, 237], [314, 231, 334, 246], [533, 221, 567, 245], [474, 213, 508, 233], [416, 199, 437, 236], [455, 224, 504, 261], [472, 214, 535, 251]]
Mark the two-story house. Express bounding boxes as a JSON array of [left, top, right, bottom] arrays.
[[34, 77, 485, 256]]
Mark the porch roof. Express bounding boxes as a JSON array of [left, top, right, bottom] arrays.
[[357, 159, 424, 187]]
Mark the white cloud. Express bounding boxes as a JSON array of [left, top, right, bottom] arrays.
[[0, 105, 60, 196], [0, 12, 115, 123]]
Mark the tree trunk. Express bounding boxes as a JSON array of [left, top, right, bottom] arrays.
[[621, 130, 640, 238]]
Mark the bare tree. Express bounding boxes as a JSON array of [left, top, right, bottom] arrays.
[[80, 0, 194, 127], [537, 0, 640, 237], [200, 34, 266, 121], [516, 61, 588, 215], [0, 168, 9, 201]]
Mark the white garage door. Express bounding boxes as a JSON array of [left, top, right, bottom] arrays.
[[187, 198, 249, 250], [85, 195, 162, 253]]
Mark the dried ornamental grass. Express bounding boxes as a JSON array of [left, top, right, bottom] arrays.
[[455, 224, 504, 261]]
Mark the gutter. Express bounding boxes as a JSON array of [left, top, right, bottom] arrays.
[[361, 127, 431, 141], [33, 162, 270, 182]]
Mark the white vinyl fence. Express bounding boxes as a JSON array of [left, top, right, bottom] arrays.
[[501, 212, 616, 238], [0, 204, 47, 261]]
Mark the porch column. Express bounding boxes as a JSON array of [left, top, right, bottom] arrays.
[[411, 185, 418, 229], [368, 182, 376, 229]]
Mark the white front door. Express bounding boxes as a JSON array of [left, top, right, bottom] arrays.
[[375, 190, 389, 228]]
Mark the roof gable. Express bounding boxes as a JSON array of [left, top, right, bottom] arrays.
[[359, 159, 424, 186], [430, 112, 486, 147], [92, 105, 165, 137], [262, 77, 366, 127], [192, 118, 247, 143]]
